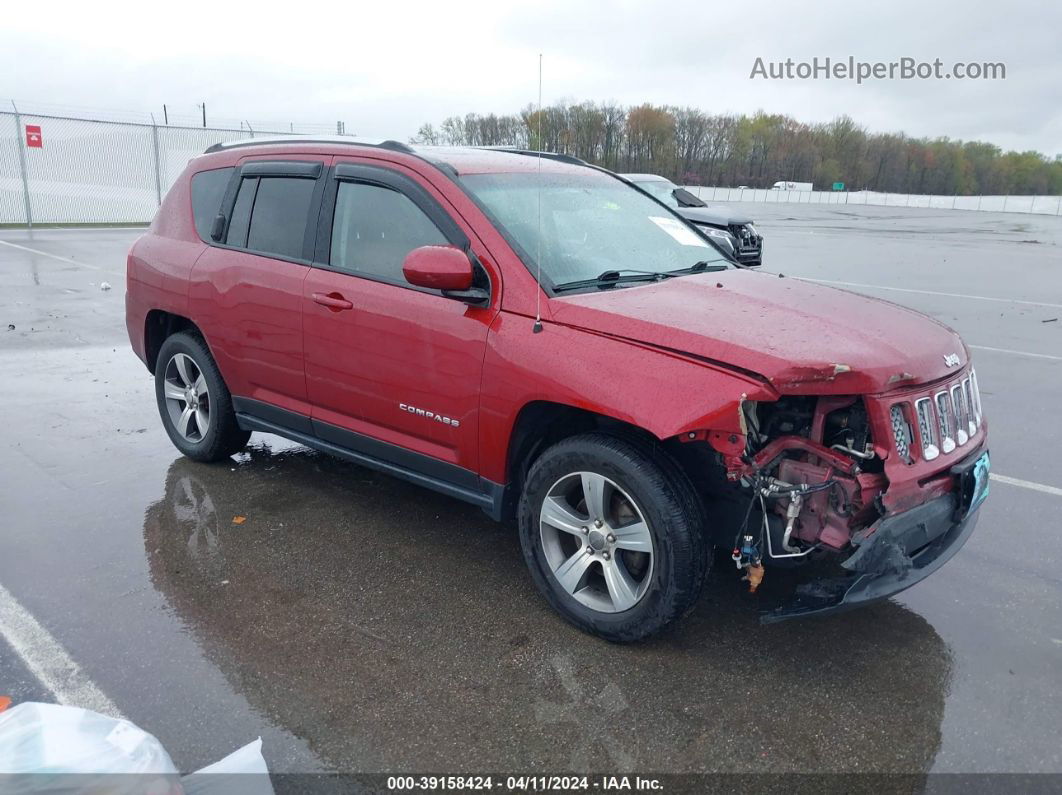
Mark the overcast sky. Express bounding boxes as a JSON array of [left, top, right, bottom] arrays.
[[4, 0, 1059, 155]]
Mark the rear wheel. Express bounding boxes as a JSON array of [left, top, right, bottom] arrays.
[[155, 332, 250, 462], [518, 434, 709, 642]]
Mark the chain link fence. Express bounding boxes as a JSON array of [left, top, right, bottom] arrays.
[[0, 111, 303, 225], [685, 185, 1062, 215]]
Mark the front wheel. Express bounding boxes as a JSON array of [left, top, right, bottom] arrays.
[[518, 434, 709, 642]]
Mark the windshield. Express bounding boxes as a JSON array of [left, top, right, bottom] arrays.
[[634, 179, 680, 208], [461, 172, 729, 289]]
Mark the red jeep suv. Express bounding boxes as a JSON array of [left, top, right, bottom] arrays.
[[127, 139, 989, 641]]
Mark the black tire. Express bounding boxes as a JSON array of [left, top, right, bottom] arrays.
[[518, 433, 710, 642], [154, 331, 250, 463]]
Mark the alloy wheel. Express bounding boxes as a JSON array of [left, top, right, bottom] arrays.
[[163, 352, 211, 443], [539, 471, 655, 613]]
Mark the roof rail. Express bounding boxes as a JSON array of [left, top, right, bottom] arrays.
[[479, 147, 589, 167], [203, 136, 415, 155]]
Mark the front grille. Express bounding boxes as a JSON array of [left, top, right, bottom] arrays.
[[890, 405, 912, 463], [891, 369, 982, 464], [951, 383, 969, 445], [915, 398, 939, 460], [961, 378, 976, 437], [728, 223, 761, 254], [935, 391, 955, 453], [969, 370, 982, 426]]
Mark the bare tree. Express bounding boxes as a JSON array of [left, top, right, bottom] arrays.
[[600, 103, 626, 170], [672, 107, 710, 183], [410, 123, 440, 145]]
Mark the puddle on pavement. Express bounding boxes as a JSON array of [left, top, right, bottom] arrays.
[[143, 441, 951, 775]]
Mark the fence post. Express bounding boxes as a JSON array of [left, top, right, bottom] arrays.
[[11, 101, 34, 228], [150, 117, 163, 207]]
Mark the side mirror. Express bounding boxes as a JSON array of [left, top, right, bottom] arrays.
[[403, 245, 489, 304], [672, 187, 706, 208]]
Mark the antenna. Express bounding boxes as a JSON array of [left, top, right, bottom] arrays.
[[533, 53, 544, 334]]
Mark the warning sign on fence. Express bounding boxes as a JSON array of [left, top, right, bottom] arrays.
[[25, 125, 42, 148]]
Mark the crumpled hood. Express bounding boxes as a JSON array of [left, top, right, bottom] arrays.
[[549, 270, 968, 394], [678, 206, 754, 227]]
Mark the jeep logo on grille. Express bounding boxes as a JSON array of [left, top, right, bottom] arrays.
[[943, 353, 961, 367]]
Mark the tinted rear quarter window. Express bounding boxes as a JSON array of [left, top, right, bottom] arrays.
[[190, 167, 234, 241]]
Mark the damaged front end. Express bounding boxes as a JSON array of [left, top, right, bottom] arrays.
[[698, 369, 989, 622]]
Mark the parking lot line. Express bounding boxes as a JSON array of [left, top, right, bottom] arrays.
[[0, 580, 124, 719], [968, 345, 1062, 362], [800, 277, 1062, 310], [990, 473, 1062, 498], [0, 239, 110, 273]]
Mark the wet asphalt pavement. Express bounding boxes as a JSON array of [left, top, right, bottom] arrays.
[[1, 205, 1060, 779]]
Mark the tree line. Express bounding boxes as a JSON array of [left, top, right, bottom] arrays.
[[411, 102, 1062, 195]]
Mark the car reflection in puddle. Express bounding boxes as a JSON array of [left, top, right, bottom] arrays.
[[144, 440, 951, 775]]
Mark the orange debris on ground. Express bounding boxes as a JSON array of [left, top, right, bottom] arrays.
[[742, 563, 765, 593]]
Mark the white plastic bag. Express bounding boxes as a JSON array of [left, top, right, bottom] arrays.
[[181, 738, 273, 795], [0, 702, 180, 793], [0, 702, 273, 795]]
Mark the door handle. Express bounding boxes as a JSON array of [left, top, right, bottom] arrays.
[[312, 291, 353, 311]]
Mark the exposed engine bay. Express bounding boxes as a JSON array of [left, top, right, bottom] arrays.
[[704, 396, 890, 583]]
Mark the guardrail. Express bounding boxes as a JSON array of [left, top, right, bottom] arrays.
[[684, 186, 1062, 215]]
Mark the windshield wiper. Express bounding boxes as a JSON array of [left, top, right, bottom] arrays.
[[553, 269, 676, 292], [668, 259, 730, 275]]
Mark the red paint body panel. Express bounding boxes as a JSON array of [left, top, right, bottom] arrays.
[[402, 245, 474, 291], [549, 272, 968, 395], [125, 168, 202, 365], [303, 267, 495, 470], [189, 247, 311, 414], [476, 312, 773, 483]]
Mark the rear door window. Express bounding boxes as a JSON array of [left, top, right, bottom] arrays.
[[225, 177, 258, 249], [190, 167, 234, 242], [245, 177, 317, 260]]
